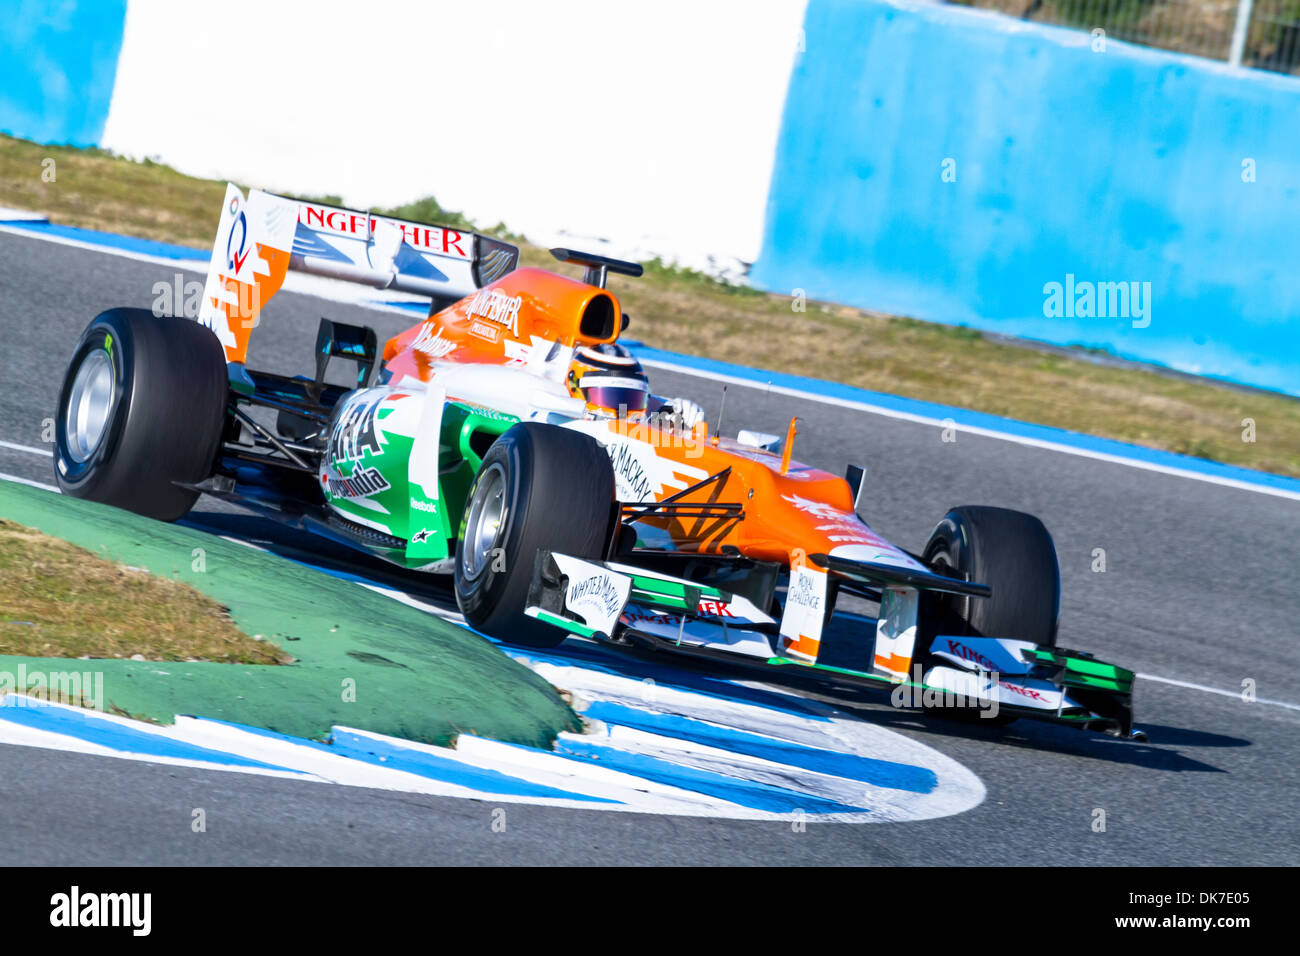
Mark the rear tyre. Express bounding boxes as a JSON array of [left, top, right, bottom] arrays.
[[917, 505, 1061, 725], [54, 308, 228, 522], [454, 422, 615, 648]]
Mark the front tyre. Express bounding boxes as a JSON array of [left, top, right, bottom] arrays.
[[454, 422, 615, 648], [920, 505, 1061, 647], [54, 308, 228, 522], [916, 505, 1061, 725]]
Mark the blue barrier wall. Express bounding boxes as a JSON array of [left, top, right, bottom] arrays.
[[752, 0, 1300, 397], [0, 0, 127, 146]]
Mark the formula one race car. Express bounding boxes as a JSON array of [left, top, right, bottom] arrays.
[[54, 185, 1141, 738]]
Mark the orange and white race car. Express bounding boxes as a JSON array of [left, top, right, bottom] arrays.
[[53, 186, 1141, 738]]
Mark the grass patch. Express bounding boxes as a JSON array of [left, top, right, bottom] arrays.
[[0, 134, 229, 247], [0, 519, 291, 664], [640, 256, 765, 297], [376, 194, 477, 234], [4, 132, 1299, 477]]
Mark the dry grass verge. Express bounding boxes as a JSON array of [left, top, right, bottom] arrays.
[[0, 519, 290, 664]]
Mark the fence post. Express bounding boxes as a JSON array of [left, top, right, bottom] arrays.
[[1229, 0, 1255, 67]]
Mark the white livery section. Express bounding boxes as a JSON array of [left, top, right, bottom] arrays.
[[562, 419, 711, 502], [551, 554, 632, 637], [874, 586, 919, 680], [923, 665, 1072, 713], [929, 636, 1038, 677], [618, 605, 776, 658], [288, 198, 486, 300], [778, 563, 829, 661]]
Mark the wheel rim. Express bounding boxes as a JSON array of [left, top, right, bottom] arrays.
[[462, 463, 507, 581], [929, 551, 954, 575], [64, 348, 114, 463]]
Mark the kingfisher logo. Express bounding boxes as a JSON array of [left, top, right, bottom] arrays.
[[298, 203, 469, 258], [1000, 680, 1050, 703], [945, 640, 999, 672], [697, 599, 735, 618], [467, 289, 523, 336]]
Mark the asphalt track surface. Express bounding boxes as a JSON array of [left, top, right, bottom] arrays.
[[1, 229, 1297, 865]]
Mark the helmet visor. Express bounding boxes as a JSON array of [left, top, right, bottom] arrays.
[[580, 375, 650, 413]]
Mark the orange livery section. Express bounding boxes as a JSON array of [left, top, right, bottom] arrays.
[[383, 268, 623, 381]]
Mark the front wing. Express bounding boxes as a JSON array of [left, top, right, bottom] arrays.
[[525, 551, 1141, 739]]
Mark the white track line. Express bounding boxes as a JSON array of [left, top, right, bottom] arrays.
[[0, 440, 51, 457], [1137, 672, 1300, 713], [1, 460, 1296, 715], [638, 358, 1300, 503], [0, 470, 58, 492]]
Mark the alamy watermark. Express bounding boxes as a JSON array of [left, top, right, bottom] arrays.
[[608, 406, 706, 459], [50, 886, 150, 936], [0, 664, 105, 710], [1043, 274, 1151, 328], [889, 664, 1001, 718]]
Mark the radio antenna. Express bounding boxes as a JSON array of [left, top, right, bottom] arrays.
[[712, 385, 728, 444]]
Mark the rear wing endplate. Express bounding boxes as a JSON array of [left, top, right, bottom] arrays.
[[197, 184, 519, 364]]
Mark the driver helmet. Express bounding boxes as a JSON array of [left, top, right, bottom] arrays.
[[568, 344, 650, 417]]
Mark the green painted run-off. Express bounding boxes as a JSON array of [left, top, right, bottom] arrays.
[[0, 482, 580, 748]]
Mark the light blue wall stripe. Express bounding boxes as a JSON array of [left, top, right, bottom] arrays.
[[752, 0, 1300, 397], [0, 0, 129, 146]]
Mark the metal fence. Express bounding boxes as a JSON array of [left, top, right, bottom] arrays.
[[949, 0, 1300, 73]]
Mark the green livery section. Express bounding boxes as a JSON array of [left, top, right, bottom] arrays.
[[1024, 646, 1135, 694], [325, 399, 519, 569], [625, 571, 725, 612]]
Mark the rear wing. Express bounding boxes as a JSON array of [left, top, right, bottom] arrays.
[[197, 184, 519, 364]]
